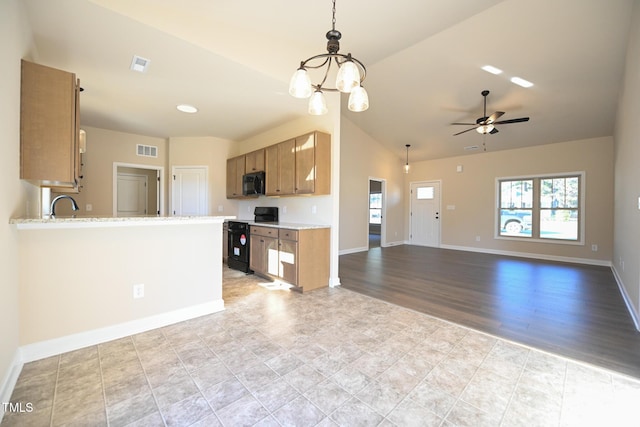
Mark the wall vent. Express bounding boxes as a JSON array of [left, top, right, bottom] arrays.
[[136, 144, 158, 158]]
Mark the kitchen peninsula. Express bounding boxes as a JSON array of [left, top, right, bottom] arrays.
[[11, 215, 229, 362]]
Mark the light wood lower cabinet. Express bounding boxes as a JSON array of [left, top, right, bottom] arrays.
[[250, 225, 329, 292]]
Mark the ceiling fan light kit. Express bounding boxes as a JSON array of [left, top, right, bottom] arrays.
[[452, 90, 530, 137], [289, 0, 369, 115]]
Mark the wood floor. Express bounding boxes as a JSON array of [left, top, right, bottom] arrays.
[[339, 245, 640, 378]]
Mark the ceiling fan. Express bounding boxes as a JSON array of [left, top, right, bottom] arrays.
[[452, 90, 529, 136]]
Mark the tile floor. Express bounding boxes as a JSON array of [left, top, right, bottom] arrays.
[[3, 269, 640, 427]]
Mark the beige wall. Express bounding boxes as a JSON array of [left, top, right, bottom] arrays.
[[168, 136, 235, 217], [339, 113, 614, 264], [0, 0, 40, 407], [339, 117, 406, 251], [54, 126, 169, 216], [18, 221, 222, 346], [613, 0, 640, 320], [406, 137, 614, 262]]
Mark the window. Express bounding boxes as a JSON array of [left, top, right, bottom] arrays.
[[369, 193, 382, 224], [497, 173, 583, 242]]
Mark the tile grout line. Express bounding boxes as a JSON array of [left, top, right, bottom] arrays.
[[132, 333, 168, 427], [96, 345, 109, 426], [47, 355, 61, 427]]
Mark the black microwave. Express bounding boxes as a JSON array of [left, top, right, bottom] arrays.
[[243, 171, 265, 196]]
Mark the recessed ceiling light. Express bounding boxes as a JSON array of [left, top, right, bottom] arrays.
[[511, 77, 534, 88], [130, 55, 150, 73], [177, 104, 198, 113], [481, 65, 502, 75]]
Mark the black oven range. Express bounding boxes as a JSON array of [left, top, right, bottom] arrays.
[[227, 207, 279, 273]]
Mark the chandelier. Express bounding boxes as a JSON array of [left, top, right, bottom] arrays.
[[289, 0, 369, 115]]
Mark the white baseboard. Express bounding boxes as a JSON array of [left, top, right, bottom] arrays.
[[20, 299, 225, 364], [612, 266, 640, 332], [440, 244, 612, 267], [339, 246, 368, 255], [0, 349, 23, 423]]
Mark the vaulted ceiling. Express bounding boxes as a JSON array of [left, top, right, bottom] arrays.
[[21, 0, 635, 162]]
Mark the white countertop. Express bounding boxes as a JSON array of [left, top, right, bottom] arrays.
[[11, 215, 235, 230], [243, 221, 330, 230]]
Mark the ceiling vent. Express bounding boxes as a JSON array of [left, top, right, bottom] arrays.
[[464, 145, 480, 151], [136, 144, 157, 158], [130, 55, 150, 73]]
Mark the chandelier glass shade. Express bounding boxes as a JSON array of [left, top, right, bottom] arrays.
[[289, 0, 369, 115]]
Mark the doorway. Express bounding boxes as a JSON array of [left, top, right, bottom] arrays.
[[368, 178, 385, 249], [113, 163, 164, 217], [410, 180, 441, 247]]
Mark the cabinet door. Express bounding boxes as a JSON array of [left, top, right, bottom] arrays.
[[295, 133, 315, 194], [279, 138, 296, 195], [265, 144, 280, 196], [20, 60, 79, 188], [249, 235, 264, 274], [278, 238, 298, 286], [264, 236, 279, 277], [245, 149, 265, 173], [226, 156, 245, 198]]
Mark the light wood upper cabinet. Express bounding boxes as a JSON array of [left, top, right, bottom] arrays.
[[226, 155, 245, 198], [20, 60, 80, 189], [228, 130, 331, 199], [265, 138, 295, 196], [245, 148, 265, 173], [295, 131, 331, 195]]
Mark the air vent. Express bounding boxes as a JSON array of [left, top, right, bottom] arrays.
[[464, 145, 479, 151], [136, 144, 157, 158], [130, 55, 150, 73]]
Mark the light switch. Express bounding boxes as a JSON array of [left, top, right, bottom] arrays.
[[456, 165, 463, 173]]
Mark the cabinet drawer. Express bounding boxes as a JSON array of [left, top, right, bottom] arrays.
[[250, 225, 278, 237], [279, 229, 298, 241]]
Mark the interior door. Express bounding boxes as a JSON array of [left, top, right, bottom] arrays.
[[117, 173, 147, 217], [172, 166, 207, 216], [410, 181, 441, 247]]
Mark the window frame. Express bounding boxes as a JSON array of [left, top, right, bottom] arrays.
[[369, 192, 382, 225], [495, 171, 585, 245]]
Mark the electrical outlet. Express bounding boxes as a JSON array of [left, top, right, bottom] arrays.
[[86, 203, 93, 211], [476, 236, 481, 242], [218, 205, 223, 212], [282, 206, 287, 214], [312, 205, 317, 214], [591, 244, 598, 252], [133, 284, 144, 299]]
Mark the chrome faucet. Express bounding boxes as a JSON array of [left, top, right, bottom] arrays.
[[50, 195, 79, 217]]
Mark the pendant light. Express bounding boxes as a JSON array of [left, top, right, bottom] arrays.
[[404, 144, 411, 174], [289, 0, 369, 115]]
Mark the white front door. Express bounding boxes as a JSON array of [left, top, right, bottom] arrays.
[[410, 181, 441, 247], [117, 173, 148, 217], [172, 166, 208, 216]]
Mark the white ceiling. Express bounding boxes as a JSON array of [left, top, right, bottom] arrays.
[[21, 0, 635, 162]]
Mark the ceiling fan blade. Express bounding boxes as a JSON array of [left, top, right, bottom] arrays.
[[493, 117, 530, 125], [451, 122, 477, 126], [453, 127, 478, 136], [489, 127, 499, 134], [486, 111, 504, 124]]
